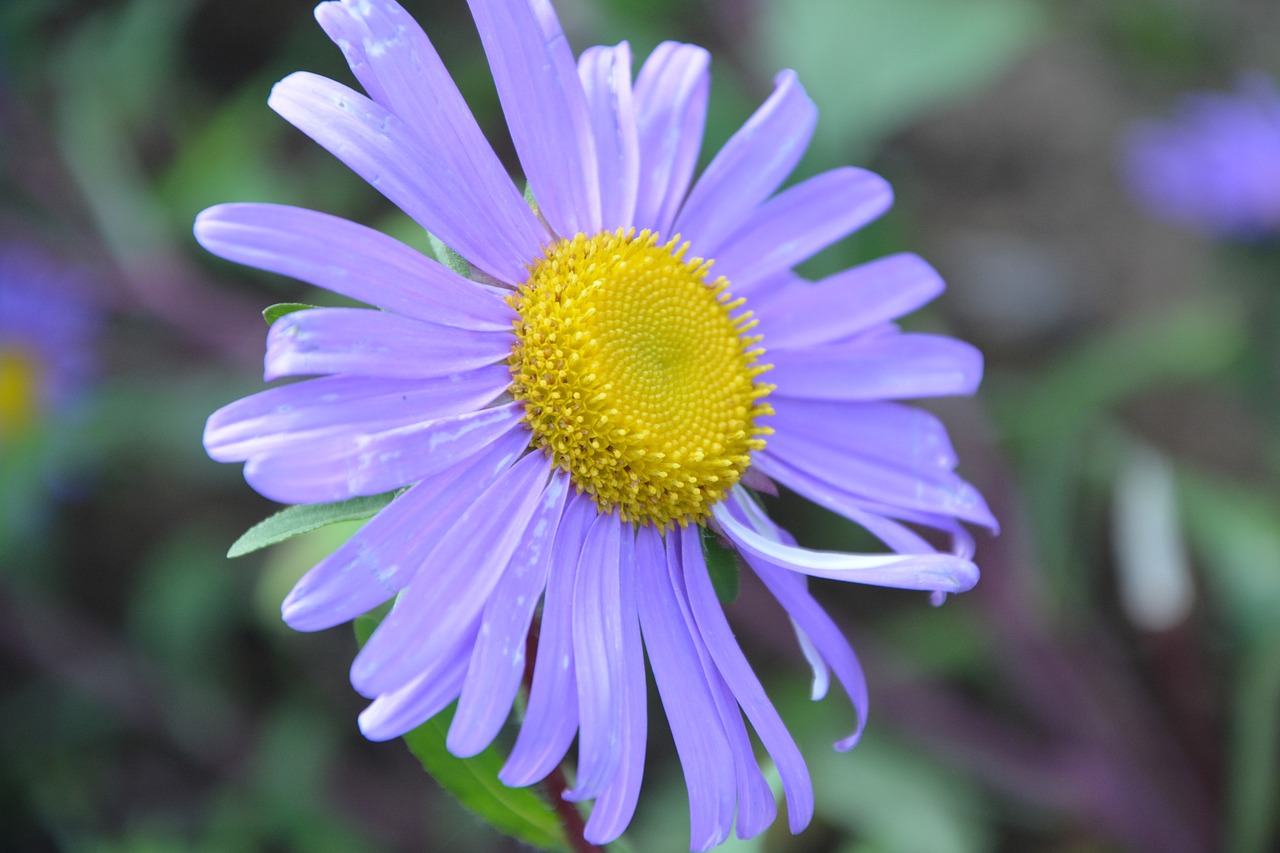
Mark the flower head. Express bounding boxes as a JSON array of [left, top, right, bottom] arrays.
[[1123, 75, 1280, 239], [200, 0, 993, 847], [0, 243, 97, 443]]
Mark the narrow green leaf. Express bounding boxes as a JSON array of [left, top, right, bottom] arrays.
[[353, 612, 569, 852], [228, 493, 396, 558], [263, 303, 317, 326], [427, 233, 472, 278], [702, 526, 741, 604]]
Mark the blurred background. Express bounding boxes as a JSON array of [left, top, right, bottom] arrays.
[[2, 0, 1278, 851]]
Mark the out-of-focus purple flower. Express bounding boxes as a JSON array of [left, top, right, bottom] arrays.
[[0, 243, 98, 443], [200, 0, 992, 847], [1123, 75, 1280, 239]]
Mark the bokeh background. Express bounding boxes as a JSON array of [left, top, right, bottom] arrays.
[[2, 0, 1278, 851]]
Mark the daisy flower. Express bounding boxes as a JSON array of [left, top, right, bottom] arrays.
[[1123, 75, 1280, 239], [200, 0, 993, 847]]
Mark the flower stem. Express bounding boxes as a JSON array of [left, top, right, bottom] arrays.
[[523, 616, 602, 853]]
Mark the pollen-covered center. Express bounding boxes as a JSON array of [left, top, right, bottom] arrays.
[[508, 229, 773, 527]]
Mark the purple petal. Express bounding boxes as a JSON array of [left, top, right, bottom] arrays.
[[674, 70, 816, 256], [636, 526, 736, 850], [357, 623, 476, 740], [582, 525, 646, 845], [264, 308, 510, 381], [204, 366, 510, 463], [756, 254, 946, 349], [579, 43, 640, 231], [566, 512, 626, 802], [466, 0, 601, 236], [243, 402, 525, 504], [314, 0, 547, 269], [350, 450, 554, 697], [679, 524, 814, 833], [500, 491, 596, 786], [714, 168, 893, 293], [447, 469, 572, 757], [194, 204, 512, 330], [281, 426, 532, 631], [268, 72, 537, 283], [631, 42, 710, 235], [713, 492, 979, 593], [770, 397, 959, 472], [768, 333, 984, 402]]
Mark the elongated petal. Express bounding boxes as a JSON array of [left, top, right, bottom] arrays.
[[281, 426, 531, 631], [566, 512, 625, 801], [194, 204, 512, 329], [631, 42, 710, 235], [769, 334, 983, 402], [713, 494, 979, 593], [636, 526, 736, 850], [350, 450, 554, 697], [756, 254, 945, 349], [315, 0, 548, 271], [204, 366, 510, 462], [501, 491, 596, 786], [448, 470, 572, 757], [264, 308, 509, 380], [714, 168, 893, 293], [268, 72, 537, 283], [582, 525, 646, 845], [244, 402, 525, 504], [679, 524, 814, 833], [674, 70, 816, 256], [579, 43, 640, 231], [467, 0, 600, 236], [770, 397, 959, 472], [357, 623, 477, 740]]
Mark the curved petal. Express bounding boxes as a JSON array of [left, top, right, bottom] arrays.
[[243, 401, 526, 505], [466, 0, 600, 236], [194, 204, 512, 330], [769, 333, 984, 402], [631, 42, 710, 235], [770, 397, 959, 472], [357, 621, 477, 740], [448, 469, 572, 757], [204, 366, 510, 463], [674, 70, 816, 256], [500, 491, 596, 786], [350, 450, 554, 697], [566, 512, 626, 802], [281, 426, 532, 631], [582, 525, 646, 845], [636, 526, 736, 850], [756, 253, 945, 349], [268, 72, 536, 283], [679, 524, 814, 833], [714, 168, 893, 293], [264, 308, 510, 381], [314, 0, 548, 268], [579, 43, 640, 231], [713, 491, 979, 593]]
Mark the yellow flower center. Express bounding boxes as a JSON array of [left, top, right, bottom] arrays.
[[0, 346, 41, 441], [508, 229, 773, 528]]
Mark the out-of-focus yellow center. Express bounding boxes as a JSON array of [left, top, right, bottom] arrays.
[[0, 347, 41, 440], [508, 228, 773, 527]]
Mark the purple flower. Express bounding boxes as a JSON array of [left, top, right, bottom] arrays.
[[1123, 75, 1280, 239], [0, 243, 97, 442], [200, 0, 992, 847]]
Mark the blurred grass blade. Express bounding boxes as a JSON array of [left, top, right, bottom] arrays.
[[228, 494, 395, 558], [353, 614, 569, 852]]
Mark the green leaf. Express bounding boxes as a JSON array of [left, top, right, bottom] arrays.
[[702, 526, 741, 604], [263, 303, 317, 326], [353, 613, 569, 852], [428, 233, 472, 278], [228, 493, 396, 558]]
